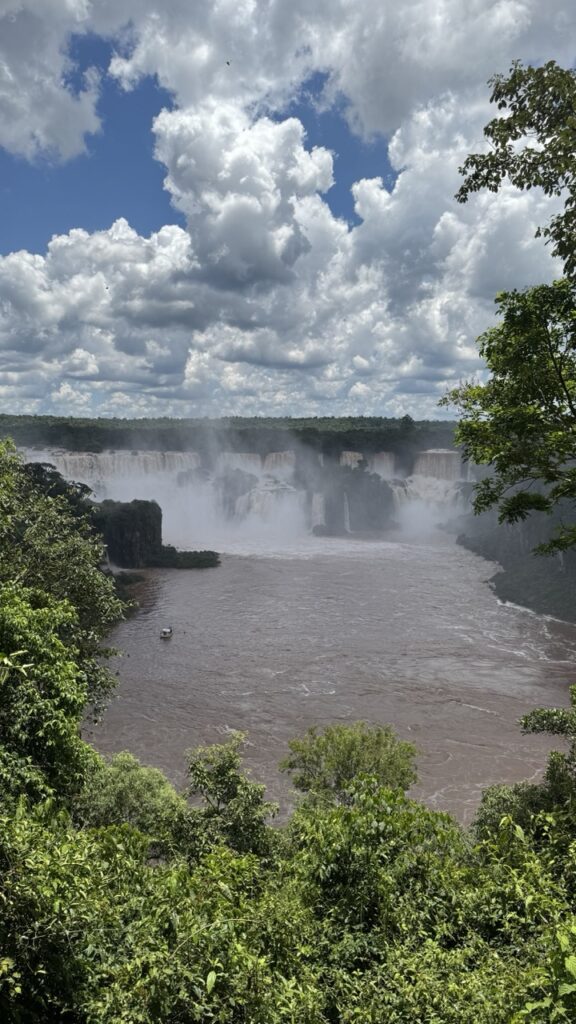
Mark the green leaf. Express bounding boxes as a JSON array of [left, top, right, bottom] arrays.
[[206, 970, 217, 995], [564, 955, 576, 979]]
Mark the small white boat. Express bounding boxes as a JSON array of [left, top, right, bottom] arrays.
[[160, 627, 173, 640]]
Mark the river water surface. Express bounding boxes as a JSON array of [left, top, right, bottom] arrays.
[[88, 533, 576, 824]]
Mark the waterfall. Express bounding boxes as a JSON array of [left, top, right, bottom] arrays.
[[18, 444, 470, 547], [20, 446, 308, 547], [311, 493, 326, 529], [215, 452, 263, 475], [263, 451, 295, 479], [392, 477, 469, 513], [235, 480, 304, 519], [412, 449, 467, 481], [343, 492, 351, 533], [234, 479, 307, 539], [368, 452, 396, 478], [392, 449, 471, 531], [340, 451, 363, 468], [19, 448, 202, 501]]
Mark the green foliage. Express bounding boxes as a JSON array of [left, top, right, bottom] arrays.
[[0, 804, 324, 1023], [280, 721, 417, 803], [5, 753, 576, 1021], [186, 731, 278, 859], [451, 61, 576, 550], [284, 780, 569, 1022], [0, 413, 456, 458], [0, 441, 123, 711], [522, 686, 576, 741], [520, 686, 576, 810], [21, 459, 93, 513], [288, 781, 467, 932], [474, 781, 553, 840], [150, 546, 221, 569], [442, 280, 576, 551], [474, 687, 576, 880], [0, 585, 94, 805], [72, 752, 190, 857], [516, 922, 576, 1022], [457, 60, 576, 279]]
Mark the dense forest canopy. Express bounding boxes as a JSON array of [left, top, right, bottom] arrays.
[[0, 413, 456, 456]]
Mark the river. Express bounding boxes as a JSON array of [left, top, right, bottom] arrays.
[[87, 532, 576, 824]]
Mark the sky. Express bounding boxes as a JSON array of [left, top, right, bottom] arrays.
[[0, 1, 571, 421]]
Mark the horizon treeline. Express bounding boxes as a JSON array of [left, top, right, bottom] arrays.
[[0, 413, 456, 456]]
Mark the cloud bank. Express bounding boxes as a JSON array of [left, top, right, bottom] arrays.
[[0, 0, 569, 417]]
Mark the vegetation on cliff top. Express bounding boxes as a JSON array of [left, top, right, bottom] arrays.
[[0, 411, 455, 457], [92, 498, 220, 570]]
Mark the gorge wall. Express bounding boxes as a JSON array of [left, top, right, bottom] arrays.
[[457, 507, 576, 623]]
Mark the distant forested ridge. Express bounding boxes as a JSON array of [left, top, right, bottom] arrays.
[[0, 413, 456, 456]]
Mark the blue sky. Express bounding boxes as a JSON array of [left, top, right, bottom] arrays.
[[0, 35, 183, 255], [0, 46, 394, 256], [281, 71, 396, 225], [0, 2, 567, 419]]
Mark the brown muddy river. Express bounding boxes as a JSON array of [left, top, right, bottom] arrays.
[[87, 533, 576, 824]]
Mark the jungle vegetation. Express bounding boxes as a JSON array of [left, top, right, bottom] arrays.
[[0, 412, 455, 459]]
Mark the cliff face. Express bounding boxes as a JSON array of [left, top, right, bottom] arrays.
[[457, 507, 576, 622], [91, 500, 220, 570], [92, 500, 163, 568], [324, 466, 396, 535]]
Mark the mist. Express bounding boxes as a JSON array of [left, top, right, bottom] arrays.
[[20, 436, 472, 555]]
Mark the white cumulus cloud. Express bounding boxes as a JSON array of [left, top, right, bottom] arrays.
[[0, 0, 570, 416]]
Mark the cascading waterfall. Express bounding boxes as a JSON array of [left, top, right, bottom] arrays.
[[235, 479, 306, 531], [392, 449, 471, 531], [412, 449, 468, 481], [215, 452, 263, 475], [19, 448, 202, 501], [340, 451, 363, 468], [230, 452, 306, 537], [311, 493, 326, 529], [369, 452, 396, 478], [263, 451, 296, 478], [19, 444, 471, 547], [343, 492, 351, 533], [20, 447, 308, 547]]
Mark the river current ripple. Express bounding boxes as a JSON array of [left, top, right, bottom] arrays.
[[88, 534, 576, 824]]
